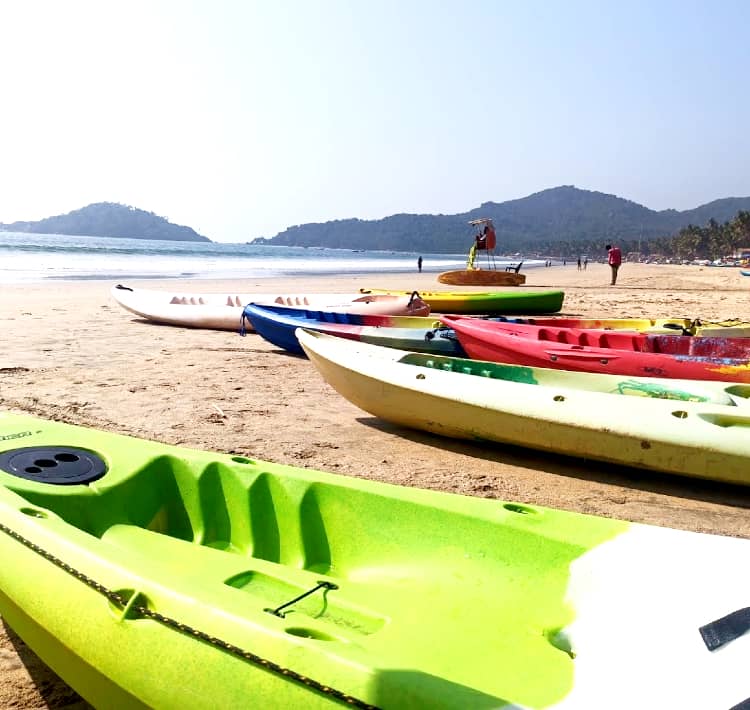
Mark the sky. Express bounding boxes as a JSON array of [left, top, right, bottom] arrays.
[[0, 1, 748, 242]]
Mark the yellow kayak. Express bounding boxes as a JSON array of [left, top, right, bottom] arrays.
[[499, 316, 750, 337], [359, 288, 564, 314]]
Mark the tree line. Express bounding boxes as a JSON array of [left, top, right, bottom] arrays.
[[534, 211, 750, 260]]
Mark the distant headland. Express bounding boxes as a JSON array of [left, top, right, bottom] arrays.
[[0, 202, 210, 243]]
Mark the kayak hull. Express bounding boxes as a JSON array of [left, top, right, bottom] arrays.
[[111, 285, 430, 331], [359, 288, 564, 314], [242, 304, 465, 356], [298, 329, 750, 484], [443, 316, 750, 382], [437, 270, 525, 286]]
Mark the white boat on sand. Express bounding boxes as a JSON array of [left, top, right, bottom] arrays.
[[111, 285, 430, 331]]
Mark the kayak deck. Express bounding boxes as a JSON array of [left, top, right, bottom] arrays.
[[0, 415, 622, 707]]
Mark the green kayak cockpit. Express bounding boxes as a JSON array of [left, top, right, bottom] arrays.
[[399, 352, 750, 406]]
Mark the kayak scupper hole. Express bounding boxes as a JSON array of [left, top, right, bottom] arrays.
[[231, 456, 255, 465], [24, 467, 42, 474], [20, 507, 47, 518], [726, 384, 750, 400], [416, 373, 426, 380], [553, 395, 565, 402], [108, 589, 153, 620], [546, 629, 576, 659], [600, 359, 609, 365], [285, 627, 338, 642], [54, 452, 79, 462], [672, 410, 689, 419], [503, 503, 538, 515]]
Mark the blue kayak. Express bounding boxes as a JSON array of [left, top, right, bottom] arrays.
[[241, 303, 466, 356]]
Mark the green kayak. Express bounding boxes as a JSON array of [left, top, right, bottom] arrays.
[[0, 413, 747, 708], [359, 288, 565, 314]]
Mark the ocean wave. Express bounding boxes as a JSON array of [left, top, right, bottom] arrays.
[[0, 232, 544, 283]]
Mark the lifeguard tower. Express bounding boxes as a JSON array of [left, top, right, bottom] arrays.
[[438, 218, 525, 286]]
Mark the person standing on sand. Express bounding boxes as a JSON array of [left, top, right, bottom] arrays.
[[606, 244, 622, 285], [417, 256, 423, 272], [584, 257, 588, 270], [577, 256, 582, 271]]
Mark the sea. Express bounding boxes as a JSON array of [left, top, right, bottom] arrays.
[[0, 232, 545, 284]]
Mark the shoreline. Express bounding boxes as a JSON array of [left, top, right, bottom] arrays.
[[2, 261, 750, 706], [0, 260, 550, 286]]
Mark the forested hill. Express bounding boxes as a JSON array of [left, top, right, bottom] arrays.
[[254, 186, 750, 254], [0, 202, 210, 242]]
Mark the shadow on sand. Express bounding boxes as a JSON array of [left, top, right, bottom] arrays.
[[2, 618, 91, 709]]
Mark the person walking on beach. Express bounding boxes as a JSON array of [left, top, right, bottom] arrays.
[[606, 244, 622, 285], [584, 257, 588, 270], [417, 256, 423, 273], [577, 256, 582, 271]]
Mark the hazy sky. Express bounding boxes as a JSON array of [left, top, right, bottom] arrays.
[[1, 1, 748, 242]]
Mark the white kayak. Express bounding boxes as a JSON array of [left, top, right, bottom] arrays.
[[297, 328, 750, 485], [110, 285, 430, 331]]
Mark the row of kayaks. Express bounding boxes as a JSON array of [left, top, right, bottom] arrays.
[[4, 284, 750, 707], [242, 303, 750, 371], [109, 287, 750, 482], [113, 284, 750, 478], [112, 283, 750, 337], [110, 284, 567, 329], [240, 305, 750, 481]]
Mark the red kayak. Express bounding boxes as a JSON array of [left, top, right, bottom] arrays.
[[441, 316, 750, 382]]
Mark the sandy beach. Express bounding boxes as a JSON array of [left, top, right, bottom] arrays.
[[2, 261, 750, 707]]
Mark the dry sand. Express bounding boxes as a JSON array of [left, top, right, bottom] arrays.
[[1, 261, 750, 707]]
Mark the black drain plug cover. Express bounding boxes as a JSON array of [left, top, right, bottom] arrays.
[[0, 447, 107, 485]]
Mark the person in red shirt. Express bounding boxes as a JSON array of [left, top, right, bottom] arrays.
[[606, 244, 622, 285]]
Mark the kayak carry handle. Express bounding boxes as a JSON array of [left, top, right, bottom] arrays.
[[700, 606, 750, 651], [265, 581, 339, 618], [661, 323, 692, 336]]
